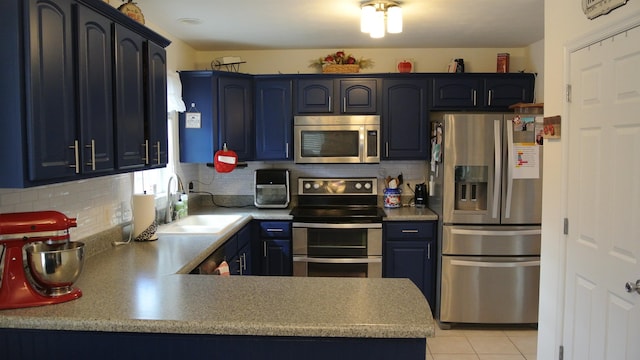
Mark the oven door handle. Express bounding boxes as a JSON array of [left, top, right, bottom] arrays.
[[293, 222, 382, 229], [293, 256, 382, 264]]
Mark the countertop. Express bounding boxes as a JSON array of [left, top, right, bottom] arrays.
[[0, 207, 435, 339]]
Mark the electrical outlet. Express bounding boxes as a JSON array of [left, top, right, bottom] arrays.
[[189, 181, 194, 191]]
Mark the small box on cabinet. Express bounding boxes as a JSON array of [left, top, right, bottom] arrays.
[[497, 53, 510, 73]]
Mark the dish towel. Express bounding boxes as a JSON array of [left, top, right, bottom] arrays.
[[214, 261, 230, 276]]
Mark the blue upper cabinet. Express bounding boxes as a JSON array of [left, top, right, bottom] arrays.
[[295, 77, 379, 114], [114, 24, 146, 170], [382, 78, 430, 160], [146, 41, 169, 168], [77, 3, 115, 174], [218, 75, 254, 161], [431, 76, 482, 108], [0, 0, 170, 188], [25, 0, 78, 182], [432, 73, 535, 110], [255, 78, 293, 161], [339, 79, 378, 114], [179, 71, 254, 163], [296, 79, 334, 113], [483, 75, 535, 108]]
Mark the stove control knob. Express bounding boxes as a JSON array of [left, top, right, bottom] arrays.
[[304, 182, 312, 190], [364, 182, 372, 190], [355, 183, 362, 190], [313, 183, 321, 189]]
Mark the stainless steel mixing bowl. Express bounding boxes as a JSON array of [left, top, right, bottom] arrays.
[[25, 241, 85, 295]]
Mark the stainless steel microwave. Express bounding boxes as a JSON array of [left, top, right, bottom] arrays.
[[294, 115, 380, 164]]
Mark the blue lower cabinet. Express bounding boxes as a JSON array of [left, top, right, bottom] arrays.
[[255, 221, 292, 276], [384, 221, 436, 312], [0, 329, 427, 359], [224, 224, 252, 275]]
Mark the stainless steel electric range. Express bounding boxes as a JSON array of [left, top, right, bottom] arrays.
[[289, 177, 385, 278]]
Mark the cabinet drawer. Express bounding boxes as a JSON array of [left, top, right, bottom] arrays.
[[385, 222, 434, 239], [259, 221, 292, 238]]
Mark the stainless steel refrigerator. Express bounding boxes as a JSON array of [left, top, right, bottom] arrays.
[[429, 112, 542, 326]]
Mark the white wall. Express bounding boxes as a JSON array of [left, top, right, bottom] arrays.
[[192, 47, 534, 74], [538, 2, 640, 360]]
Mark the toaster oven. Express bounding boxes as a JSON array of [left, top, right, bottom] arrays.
[[254, 169, 290, 208]]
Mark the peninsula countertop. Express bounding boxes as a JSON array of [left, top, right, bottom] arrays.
[[0, 208, 435, 339]]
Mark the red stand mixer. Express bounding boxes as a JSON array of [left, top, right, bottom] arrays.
[[0, 211, 84, 310]]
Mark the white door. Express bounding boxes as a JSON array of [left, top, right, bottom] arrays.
[[563, 24, 640, 359]]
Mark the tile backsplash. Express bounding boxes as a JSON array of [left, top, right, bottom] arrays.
[[0, 160, 428, 242], [193, 160, 429, 201], [0, 174, 133, 241]]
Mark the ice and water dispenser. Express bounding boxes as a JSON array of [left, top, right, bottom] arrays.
[[454, 166, 488, 212]]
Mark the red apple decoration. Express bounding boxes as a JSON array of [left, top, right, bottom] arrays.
[[398, 60, 412, 73]]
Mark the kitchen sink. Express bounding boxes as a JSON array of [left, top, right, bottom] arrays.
[[156, 214, 244, 236]]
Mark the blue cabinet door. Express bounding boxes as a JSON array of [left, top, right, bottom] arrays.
[[114, 24, 146, 170], [385, 241, 435, 309], [218, 75, 254, 161], [339, 79, 378, 114], [382, 79, 430, 160], [255, 78, 293, 160], [257, 221, 292, 276], [296, 79, 334, 113], [178, 72, 217, 163], [432, 76, 482, 109], [77, 4, 114, 174], [262, 239, 292, 276], [26, 0, 77, 181], [384, 221, 436, 311], [484, 75, 535, 108], [146, 41, 168, 168]]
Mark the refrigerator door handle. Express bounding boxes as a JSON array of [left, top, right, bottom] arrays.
[[505, 120, 515, 218], [450, 228, 541, 236], [492, 120, 502, 219], [450, 259, 541, 268]]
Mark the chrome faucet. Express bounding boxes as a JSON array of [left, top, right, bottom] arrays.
[[165, 174, 185, 224]]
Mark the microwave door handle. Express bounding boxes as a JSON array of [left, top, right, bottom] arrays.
[[492, 119, 501, 219], [505, 120, 515, 218], [360, 127, 365, 163]]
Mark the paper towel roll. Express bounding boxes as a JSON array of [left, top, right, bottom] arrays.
[[132, 194, 157, 241]]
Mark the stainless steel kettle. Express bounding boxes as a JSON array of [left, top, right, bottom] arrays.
[[414, 183, 427, 208]]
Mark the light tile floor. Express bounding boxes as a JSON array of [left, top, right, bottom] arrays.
[[427, 324, 537, 360]]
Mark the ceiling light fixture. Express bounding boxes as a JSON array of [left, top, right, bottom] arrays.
[[360, 1, 403, 39]]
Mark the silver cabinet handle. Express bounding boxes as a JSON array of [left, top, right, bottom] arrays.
[[427, 243, 431, 259], [472, 89, 477, 107], [69, 140, 80, 173], [488, 90, 493, 106], [152, 140, 161, 164], [85, 139, 96, 170], [625, 280, 640, 294], [266, 228, 284, 232], [401, 229, 419, 233], [385, 142, 389, 158], [343, 97, 346, 112], [142, 140, 149, 164], [285, 142, 289, 159], [328, 96, 332, 111]]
